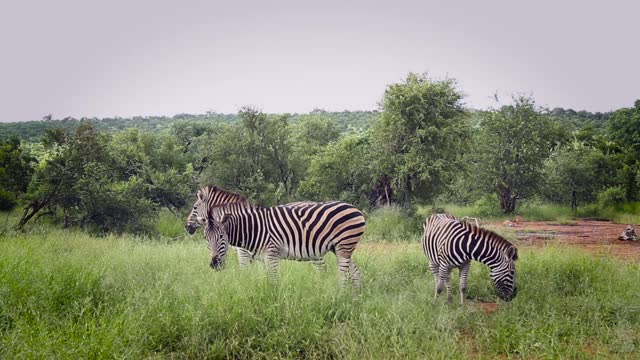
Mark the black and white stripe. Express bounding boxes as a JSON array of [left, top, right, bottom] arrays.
[[422, 214, 518, 303], [204, 199, 365, 287], [186, 186, 328, 270], [185, 186, 259, 267]]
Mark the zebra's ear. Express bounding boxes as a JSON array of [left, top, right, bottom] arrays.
[[507, 247, 518, 261], [197, 189, 203, 200]]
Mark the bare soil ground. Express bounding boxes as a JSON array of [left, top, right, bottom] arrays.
[[494, 219, 640, 261]]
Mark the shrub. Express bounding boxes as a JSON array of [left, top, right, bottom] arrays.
[[0, 189, 17, 211], [364, 205, 422, 242], [597, 186, 626, 208]]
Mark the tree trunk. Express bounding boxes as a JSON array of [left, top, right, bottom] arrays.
[[17, 201, 48, 230], [570, 190, 577, 212], [498, 188, 517, 213]]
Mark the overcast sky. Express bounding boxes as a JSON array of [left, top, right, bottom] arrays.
[[1, 0, 638, 122]]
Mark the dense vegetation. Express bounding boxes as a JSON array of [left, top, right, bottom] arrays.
[[1, 231, 638, 358], [1, 73, 639, 234], [2, 73, 639, 359]]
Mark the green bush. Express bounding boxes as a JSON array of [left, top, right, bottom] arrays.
[[598, 186, 627, 208], [0, 188, 17, 211], [364, 205, 422, 242]]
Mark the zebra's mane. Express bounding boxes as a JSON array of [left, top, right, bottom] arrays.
[[199, 185, 254, 206], [198, 185, 262, 209], [460, 220, 518, 260]]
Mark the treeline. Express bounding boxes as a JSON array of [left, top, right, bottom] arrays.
[[0, 110, 380, 141], [1, 73, 639, 234]]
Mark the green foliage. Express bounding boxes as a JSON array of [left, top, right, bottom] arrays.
[[289, 114, 341, 179], [608, 100, 640, 158], [0, 137, 35, 210], [297, 134, 372, 208], [597, 186, 627, 209], [362, 205, 423, 242], [371, 73, 469, 204], [468, 96, 566, 213], [199, 108, 294, 205], [0, 188, 17, 211], [0, 111, 379, 141], [4, 88, 640, 233], [543, 144, 618, 210], [19, 123, 193, 233], [1, 233, 638, 358]]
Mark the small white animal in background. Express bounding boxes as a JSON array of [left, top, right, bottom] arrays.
[[618, 225, 638, 241]]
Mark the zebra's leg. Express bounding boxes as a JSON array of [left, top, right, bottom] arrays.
[[436, 265, 453, 303], [429, 262, 440, 298], [336, 255, 352, 287], [264, 247, 281, 282], [458, 262, 471, 305], [349, 261, 361, 289], [311, 257, 327, 272], [335, 243, 360, 288], [236, 248, 253, 269]]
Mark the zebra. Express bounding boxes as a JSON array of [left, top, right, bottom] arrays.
[[185, 186, 327, 270], [422, 213, 518, 303], [202, 199, 365, 287]]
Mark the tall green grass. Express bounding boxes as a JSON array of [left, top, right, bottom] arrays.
[[363, 205, 423, 242], [1, 230, 638, 358], [156, 210, 189, 239]]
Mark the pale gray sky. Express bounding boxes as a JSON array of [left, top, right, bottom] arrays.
[[1, 0, 638, 121]]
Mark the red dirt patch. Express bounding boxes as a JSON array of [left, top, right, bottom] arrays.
[[492, 219, 640, 261], [476, 302, 500, 315]]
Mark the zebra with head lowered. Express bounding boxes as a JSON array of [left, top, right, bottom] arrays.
[[185, 186, 327, 270], [202, 197, 365, 287], [185, 186, 261, 268], [422, 214, 518, 303]]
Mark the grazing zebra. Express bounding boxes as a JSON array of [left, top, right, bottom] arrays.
[[185, 186, 327, 270], [185, 186, 260, 267], [422, 213, 518, 303], [202, 199, 365, 287]]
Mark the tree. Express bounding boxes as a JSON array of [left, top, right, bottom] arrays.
[[200, 107, 294, 205], [607, 100, 640, 201], [371, 73, 469, 205], [18, 123, 190, 233], [544, 143, 618, 210], [297, 134, 372, 208], [0, 137, 35, 210], [289, 114, 341, 192], [608, 100, 640, 157], [470, 96, 565, 213]]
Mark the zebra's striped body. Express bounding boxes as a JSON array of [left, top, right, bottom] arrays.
[[204, 200, 365, 287], [422, 214, 518, 303], [185, 186, 326, 270], [186, 187, 260, 267]]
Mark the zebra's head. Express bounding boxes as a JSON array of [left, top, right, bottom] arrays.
[[490, 246, 518, 301], [185, 187, 211, 235], [204, 212, 231, 270]]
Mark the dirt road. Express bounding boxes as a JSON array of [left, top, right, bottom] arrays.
[[495, 219, 640, 260]]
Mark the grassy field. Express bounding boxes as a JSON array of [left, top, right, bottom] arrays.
[[1, 228, 639, 359]]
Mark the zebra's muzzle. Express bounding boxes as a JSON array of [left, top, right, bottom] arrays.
[[210, 256, 223, 270], [185, 223, 197, 235], [498, 286, 517, 302]]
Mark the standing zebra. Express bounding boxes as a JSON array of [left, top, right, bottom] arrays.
[[422, 214, 518, 303], [185, 186, 260, 267], [202, 199, 365, 287], [185, 186, 327, 270]]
